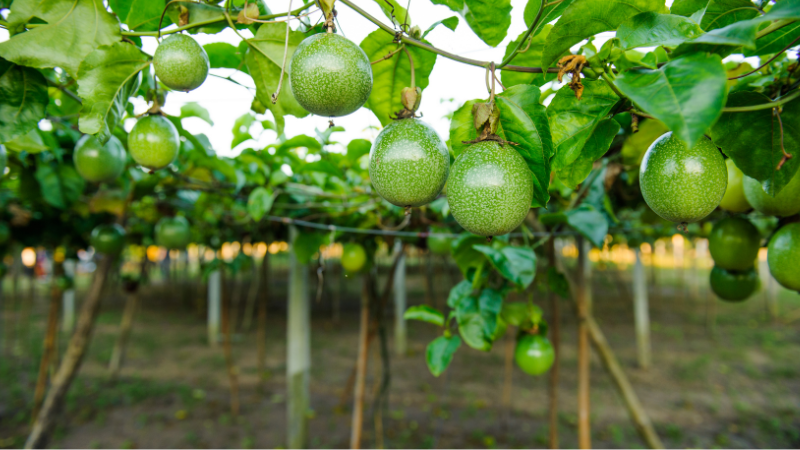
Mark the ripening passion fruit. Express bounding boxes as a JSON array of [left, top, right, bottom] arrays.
[[289, 33, 372, 117], [153, 34, 209, 92], [74, 134, 126, 183], [90, 224, 126, 255], [369, 118, 449, 208], [447, 141, 533, 237], [128, 115, 180, 170]]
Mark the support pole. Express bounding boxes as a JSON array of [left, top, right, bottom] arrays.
[[207, 270, 221, 347], [633, 248, 651, 369], [350, 274, 371, 450], [576, 237, 591, 449], [392, 240, 407, 357], [287, 226, 310, 449], [547, 238, 560, 449], [61, 260, 76, 335]]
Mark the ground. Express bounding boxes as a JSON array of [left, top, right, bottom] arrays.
[[1, 253, 800, 449]]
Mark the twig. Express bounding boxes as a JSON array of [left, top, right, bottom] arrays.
[[497, 0, 545, 69], [774, 107, 793, 170], [402, 46, 415, 88], [371, 46, 404, 65], [272, 0, 293, 104], [728, 34, 800, 80]]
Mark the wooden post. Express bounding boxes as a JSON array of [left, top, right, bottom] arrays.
[[501, 330, 514, 427], [26, 257, 114, 449], [207, 269, 221, 347], [633, 248, 651, 369], [350, 274, 371, 450], [108, 291, 138, 380], [221, 268, 240, 416], [393, 240, 407, 357], [61, 260, 76, 335], [257, 250, 270, 391], [548, 238, 561, 449], [287, 226, 310, 449], [576, 237, 591, 449], [31, 284, 61, 423], [242, 255, 260, 332]]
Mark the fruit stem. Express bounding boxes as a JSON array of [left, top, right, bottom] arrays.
[[402, 46, 415, 89], [271, 0, 293, 104]]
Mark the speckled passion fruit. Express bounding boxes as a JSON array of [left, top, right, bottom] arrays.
[[719, 159, 751, 213], [767, 223, 800, 292], [709, 266, 759, 302], [742, 170, 800, 217], [90, 224, 126, 255], [447, 141, 533, 237], [514, 333, 555, 376], [639, 132, 727, 224], [155, 216, 191, 249], [74, 134, 126, 183], [128, 115, 180, 170], [369, 118, 449, 207], [289, 33, 372, 117], [708, 217, 761, 271], [153, 34, 209, 92]]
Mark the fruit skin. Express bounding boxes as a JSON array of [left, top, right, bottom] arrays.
[[447, 141, 533, 237], [128, 115, 180, 170], [708, 217, 761, 271], [155, 216, 192, 249], [767, 223, 800, 291], [709, 266, 759, 302], [341, 243, 367, 273], [290, 33, 372, 117], [427, 227, 452, 255], [719, 159, 751, 213], [90, 224, 126, 255], [74, 134, 126, 183], [743, 171, 800, 217], [514, 333, 555, 376], [153, 34, 209, 92], [369, 118, 449, 207], [639, 132, 727, 223]]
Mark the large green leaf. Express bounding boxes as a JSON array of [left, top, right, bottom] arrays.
[[180, 102, 214, 125], [448, 99, 481, 157], [35, 163, 85, 209], [616, 12, 704, 49], [700, 0, 759, 31], [77, 42, 149, 144], [0, 0, 121, 77], [422, 16, 459, 38], [567, 206, 608, 247], [426, 335, 461, 377], [245, 23, 309, 124], [495, 85, 554, 208], [359, 30, 437, 126], [0, 58, 48, 144], [432, 0, 512, 47], [671, 18, 758, 57], [404, 305, 445, 326], [670, 0, 706, 17], [473, 245, 537, 288], [165, 2, 227, 35], [452, 233, 488, 276], [546, 80, 619, 169], [614, 53, 727, 148], [456, 288, 502, 351], [447, 280, 473, 308], [204, 42, 248, 72], [710, 91, 800, 197], [501, 25, 555, 88], [372, 0, 411, 27], [124, 0, 169, 31], [541, 0, 667, 69], [247, 186, 274, 221], [746, 21, 800, 56], [5, 128, 49, 153], [556, 118, 619, 188], [524, 0, 573, 37], [292, 231, 327, 264]]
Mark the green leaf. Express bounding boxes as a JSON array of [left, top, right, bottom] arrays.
[[710, 91, 800, 197], [670, 0, 706, 17], [404, 305, 445, 326], [426, 335, 461, 376], [566, 206, 608, 247], [547, 80, 619, 169], [124, 0, 170, 31], [547, 266, 570, 298], [671, 19, 758, 57], [556, 118, 619, 188], [359, 30, 437, 126], [761, 0, 800, 20], [35, 163, 85, 209], [617, 12, 705, 49], [300, 160, 345, 179], [5, 128, 48, 153], [247, 186, 274, 221], [448, 99, 481, 157], [0, 0, 121, 77], [541, 0, 667, 69], [447, 280, 473, 308], [496, 85, 555, 208], [473, 245, 537, 288], [245, 23, 310, 124], [346, 139, 371, 164], [371, 0, 411, 27], [165, 2, 227, 35], [701, 0, 759, 31], [277, 135, 322, 153], [456, 288, 503, 351], [0, 58, 48, 144], [501, 25, 556, 88], [77, 43, 149, 143], [614, 53, 727, 148], [204, 42, 246, 71], [180, 102, 214, 125], [292, 232, 327, 264], [524, 0, 573, 37], [452, 234, 488, 276], [422, 16, 459, 38], [746, 21, 800, 56], [501, 302, 532, 327], [461, 0, 512, 47]]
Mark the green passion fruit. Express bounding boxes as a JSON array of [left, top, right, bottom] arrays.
[[290, 33, 372, 117], [639, 133, 727, 224], [709, 266, 759, 302], [128, 115, 180, 170], [153, 34, 209, 92], [708, 217, 761, 271], [514, 333, 555, 376], [74, 134, 126, 183], [767, 223, 800, 291], [341, 243, 367, 273], [447, 141, 533, 237], [155, 216, 192, 249], [90, 224, 126, 255], [742, 171, 800, 217], [369, 118, 449, 207], [719, 159, 751, 213]]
